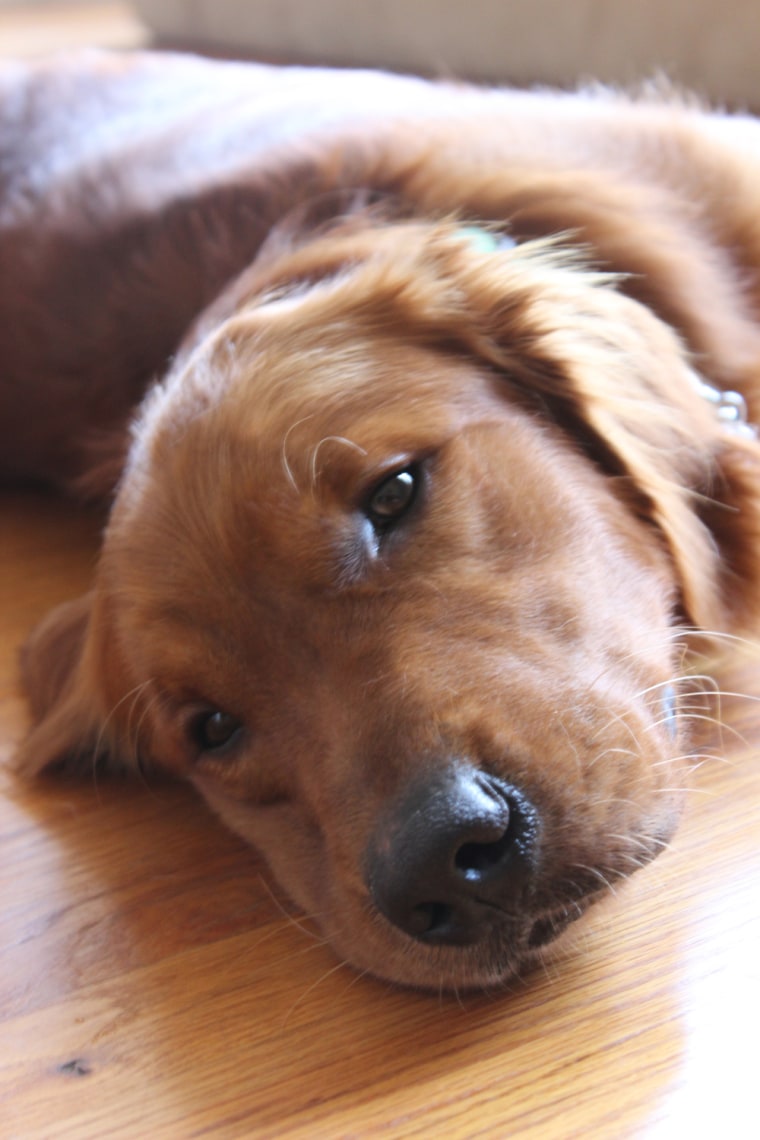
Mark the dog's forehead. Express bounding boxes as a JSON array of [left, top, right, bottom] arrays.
[[110, 324, 513, 602], [130, 226, 585, 489], [135, 317, 507, 491]]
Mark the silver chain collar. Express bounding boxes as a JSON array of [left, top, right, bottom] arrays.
[[689, 373, 757, 440]]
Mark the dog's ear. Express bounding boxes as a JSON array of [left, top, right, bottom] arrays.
[[435, 233, 760, 632], [14, 591, 123, 778], [513, 279, 760, 633], [686, 433, 760, 631], [558, 360, 760, 634]]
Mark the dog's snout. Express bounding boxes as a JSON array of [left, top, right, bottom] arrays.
[[367, 767, 540, 946]]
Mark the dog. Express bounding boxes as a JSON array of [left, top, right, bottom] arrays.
[[4, 50, 760, 992]]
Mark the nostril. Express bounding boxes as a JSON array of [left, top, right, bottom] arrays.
[[455, 829, 513, 880], [409, 901, 453, 937]]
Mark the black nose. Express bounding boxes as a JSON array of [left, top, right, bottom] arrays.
[[367, 766, 540, 946]]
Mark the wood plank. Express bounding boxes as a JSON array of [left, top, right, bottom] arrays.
[[1, 489, 759, 1138]]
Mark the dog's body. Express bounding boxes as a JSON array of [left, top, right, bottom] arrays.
[[5, 51, 760, 990]]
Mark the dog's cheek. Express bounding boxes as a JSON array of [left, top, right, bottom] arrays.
[[188, 753, 291, 805], [190, 776, 330, 906]]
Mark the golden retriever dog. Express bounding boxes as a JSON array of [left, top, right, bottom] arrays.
[[5, 51, 760, 991]]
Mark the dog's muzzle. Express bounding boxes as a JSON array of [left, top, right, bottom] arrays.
[[366, 765, 542, 947]]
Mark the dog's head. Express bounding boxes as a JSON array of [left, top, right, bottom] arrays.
[[16, 222, 760, 990]]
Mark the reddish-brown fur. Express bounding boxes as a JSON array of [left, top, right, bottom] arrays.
[[5, 52, 760, 990]]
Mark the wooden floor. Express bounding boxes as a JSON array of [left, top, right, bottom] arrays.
[[2, 6, 760, 1139]]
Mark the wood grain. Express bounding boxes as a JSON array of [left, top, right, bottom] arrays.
[[1, 490, 758, 1139]]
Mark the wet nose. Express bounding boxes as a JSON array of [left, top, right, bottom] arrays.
[[367, 765, 541, 946]]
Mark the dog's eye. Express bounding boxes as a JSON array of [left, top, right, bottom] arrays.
[[366, 467, 418, 529], [191, 709, 244, 754]]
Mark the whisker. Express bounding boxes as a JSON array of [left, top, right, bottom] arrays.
[[607, 831, 671, 855], [256, 873, 330, 946], [309, 434, 367, 491], [679, 711, 748, 747], [568, 862, 618, 896], [128, 688, 168, 785], [91, 678, 155, 787], [280, 414, 314, 493], [686, 628, 760, 655], [588, 707, 642, 752], [281, 958, 353, 1028], [651, 749, 725, 769]]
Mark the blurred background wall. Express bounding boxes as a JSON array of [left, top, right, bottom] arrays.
[[2, 1, 758, 107], [131, 0, 760, 106]]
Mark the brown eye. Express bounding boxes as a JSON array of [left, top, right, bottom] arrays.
[[366, 467, 418, 529], [191, 709, 244, 754]]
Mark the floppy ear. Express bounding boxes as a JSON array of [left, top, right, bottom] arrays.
[[14, 592, 123, 778], [435, 233, 760, 632], [561, 361, 760, 634], [522, 291, 760, 633]]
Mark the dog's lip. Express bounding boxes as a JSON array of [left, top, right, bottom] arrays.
[[364, 892, 609, 992], [365, 884, 607, 964], [525, 890, 606, 950]]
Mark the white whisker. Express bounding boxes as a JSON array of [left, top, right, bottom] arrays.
[[91, 678, 155, 785], [257, 873, 327, 945], [309, 434, 367, 490], [280, 414, 315, 493]]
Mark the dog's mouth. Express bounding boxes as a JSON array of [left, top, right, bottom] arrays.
[[339, 881, 612, 994], [525, 891, 606, 950], [527, 909, 583, 950], [352, 867, 646, 993], [408, 877, 609, 961]]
